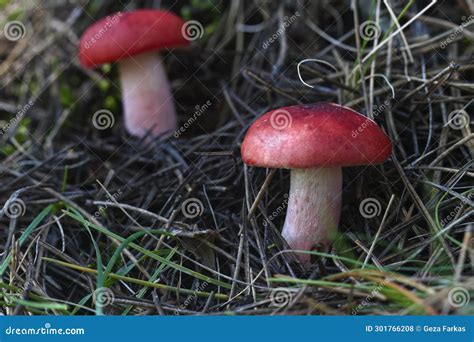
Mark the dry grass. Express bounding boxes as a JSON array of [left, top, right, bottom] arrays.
[[0, 0, 473, 315]]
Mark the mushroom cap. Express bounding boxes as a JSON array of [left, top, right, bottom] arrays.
[[79, 10, 189, 68], [241, 103, 392, 169]]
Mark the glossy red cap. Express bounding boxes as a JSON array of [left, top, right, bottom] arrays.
[[241, 103, 392, 169], [79, 10, 189, 68]]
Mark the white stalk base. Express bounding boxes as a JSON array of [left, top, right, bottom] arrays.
[[281, 167, 342, 264], [118, 52, 177, 138]]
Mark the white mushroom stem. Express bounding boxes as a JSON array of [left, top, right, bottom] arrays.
[[118, 51, 177, 137], [281, 167, 342, 264]]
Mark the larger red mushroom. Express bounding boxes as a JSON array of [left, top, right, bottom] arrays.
[[241, 103, 392, 264], [79, 10, 189, 137]]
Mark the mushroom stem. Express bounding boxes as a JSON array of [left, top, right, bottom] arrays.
[[281, 167, 342, 264], [118, 51, 177, 137]]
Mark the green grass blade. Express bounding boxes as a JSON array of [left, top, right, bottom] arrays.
[[0, 204, 54, 276], [62, 209, 231, 289]]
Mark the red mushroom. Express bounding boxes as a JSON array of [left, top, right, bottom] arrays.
[[79, 10, 189, 137], [241, 103, 392, 264]]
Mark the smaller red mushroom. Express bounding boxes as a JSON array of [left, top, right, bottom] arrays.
[[241, 103, 392, 264], [79, 10, 189, 137]]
